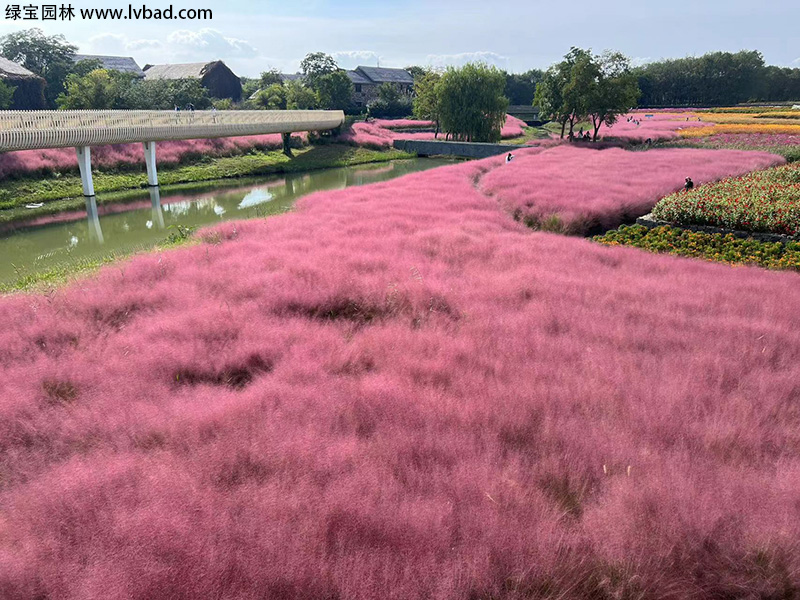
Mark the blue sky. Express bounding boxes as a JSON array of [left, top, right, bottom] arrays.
[[0, 0, 797, 76]]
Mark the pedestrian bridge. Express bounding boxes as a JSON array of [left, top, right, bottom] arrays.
[[0, 109, 345, 196]]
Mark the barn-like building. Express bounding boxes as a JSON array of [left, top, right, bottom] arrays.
[[0, 57, 46, 110], [143, 60, 242, 101]]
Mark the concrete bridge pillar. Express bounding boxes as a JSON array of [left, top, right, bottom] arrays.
[[143, 141, 158, 186], [76, 146, 95, 197]]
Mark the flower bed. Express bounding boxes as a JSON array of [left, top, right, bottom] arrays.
[[478, 145, 782, 234], [595, 223, 800, 271], [680, 123, 800, 138], [652, 162, 800, 236]]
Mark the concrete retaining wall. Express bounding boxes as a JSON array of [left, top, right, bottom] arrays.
[[393, 139, 526, 159]]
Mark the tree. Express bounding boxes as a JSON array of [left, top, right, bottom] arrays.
[[0, 28, 77, 107], [367, 82, 412, 118], [504, 69, 545, 105], [285, 80, 317, 109], [315, 70, 353, 110], [250, 83, 286, 110], [587, 52, 640, 141], [71, 58, 103, 78], [117, 79, 211, 110], [405, 65, 427, 81], [436, 63, 508, 142], [413, 69, 441, 135], [300, 52, 338, 87], [57, 68, 120, 109], [534, 47, 597, 139], [633, 50, 776, 106], [258, 68, 284, 88], [0, 79, 16, 109]]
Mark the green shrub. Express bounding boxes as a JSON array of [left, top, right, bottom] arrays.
[[595, 224, 800, 271]]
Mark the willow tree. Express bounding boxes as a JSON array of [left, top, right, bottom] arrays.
[[412, 69, 441, 137], [436, 63, 508, 143]]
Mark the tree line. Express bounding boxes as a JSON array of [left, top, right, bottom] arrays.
[[635, 50, 800, 107]]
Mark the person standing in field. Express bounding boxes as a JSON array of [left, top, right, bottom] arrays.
[[506, 153, 514, 163], [685, 177, 694, 191]]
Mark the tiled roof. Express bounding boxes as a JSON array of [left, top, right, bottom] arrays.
[[356, 66, 413, 84], [346, 70, 372, 85]]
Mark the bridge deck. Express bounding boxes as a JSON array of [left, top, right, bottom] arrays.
[[0, 109, 345, 152]]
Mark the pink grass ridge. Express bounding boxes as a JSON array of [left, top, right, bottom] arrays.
[[1, 145, 799, 599]]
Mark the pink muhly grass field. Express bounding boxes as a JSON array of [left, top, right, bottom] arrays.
[[0, 134, 303, 179], [2, 149, 800, 598], [480, 144, 783, 234], [599, 113, 710, 142], [372, 118, 435, 129], [340, 115, 526, 148]]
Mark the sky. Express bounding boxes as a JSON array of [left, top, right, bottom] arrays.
[[0, 0, 797, 77]]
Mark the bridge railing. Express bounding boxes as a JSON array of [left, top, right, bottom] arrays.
[[0, 109, 345, 152]]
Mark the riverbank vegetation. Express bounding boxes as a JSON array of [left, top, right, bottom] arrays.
[[0, 144, 412, 224]]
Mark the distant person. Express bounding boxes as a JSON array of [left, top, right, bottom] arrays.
[[645, 137, 653, 145], [506, 152, 514, 163], [684, 177, 694, 191], [584, 131, 591, 140], [186, 103, 195, 112]]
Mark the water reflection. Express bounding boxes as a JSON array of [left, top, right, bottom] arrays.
[[150, 187, 165, 230], [85, 195, 104, 244], [0, 158, 455, 283]]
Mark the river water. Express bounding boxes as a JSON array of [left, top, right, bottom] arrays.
[[0, 158, 453, 284]]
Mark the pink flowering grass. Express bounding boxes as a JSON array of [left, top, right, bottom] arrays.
[[372, 118, 435, 129], [341, 116, 526, 149], [2, 149, 800, 598], [479, 145, 783, 234], [0, 134, 305, 179], [500, 114, 527, 139], [599, 113, 711, 142]]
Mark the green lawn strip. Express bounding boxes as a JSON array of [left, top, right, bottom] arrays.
[[500, 125, 554, 145], [594, 224, 800, 271], [0, 145, 413, 224]]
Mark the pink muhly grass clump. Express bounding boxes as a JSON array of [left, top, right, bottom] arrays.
[[372, 118, 435, 129], [501, 114, 527, 139], [2, 148, 800, 598], [480, 145, 782, 234], [338, 121, 397, 148]]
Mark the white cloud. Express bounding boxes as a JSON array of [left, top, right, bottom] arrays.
[[332, 50, 382, 69], [425, 51, 509, 69], [166, 28, 257, 58], [630, 56, 653, 67], [85, 33, 128, 55]]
